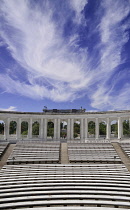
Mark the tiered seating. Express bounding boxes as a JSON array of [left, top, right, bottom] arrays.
[[120, 143, 130, 158], [7, 141, 60, 164], [68, 143, 121, 163], [0, 142, 9, 158], [0, 164, 130, 209]]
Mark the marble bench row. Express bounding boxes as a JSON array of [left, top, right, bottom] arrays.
[[9, 207, 130, 210], [0, 164, 130, 209], [68, 143, 121, 163], [7, 141, 60, 164]]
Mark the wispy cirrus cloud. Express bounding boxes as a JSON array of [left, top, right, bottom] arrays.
[[90, 0, 130, 110], [0, 0, 129, 110]]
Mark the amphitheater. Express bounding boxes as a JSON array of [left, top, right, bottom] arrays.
[[0, 109, 130, 210]]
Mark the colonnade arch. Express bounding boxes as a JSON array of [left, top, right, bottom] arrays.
[[88, 121, 95, 138], [111, 120, 118, 138], [122, 119, 130, 137], [99, 120, 106, 138], [74, 120, 80, 139], [60, 120, 67, 139], [47, 120, 54, 139], [32, 121, 39, 137], [0, 110, 130, 141], [0, 120, 5, 140], [21, 121, 28, 136], [0, 120, 4, 135], [9, 121, 17, 135]]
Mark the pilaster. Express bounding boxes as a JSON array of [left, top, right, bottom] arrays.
[[16, 118, 21, 140], [4, 118, 10, 140], [28, 118, 32, 139], [118, 117, 122, 139], [57, 118, 60, 140], [54, 118, 57, 140], [67, 119, 71, 140], [43, 118, 47, 140], [80, 118, 84, 140], [39, 118, 44, 139], [84, 118, 88, 139], [106, 118, 110, 139], [95, 118, 99, 139], [70, 118, 74, 140]]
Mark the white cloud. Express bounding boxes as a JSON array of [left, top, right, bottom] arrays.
[[0, 106, 17, 111], [69, 0, 87, 23], [0, 0, 90, 101], [0, 0, 129, 110], [90, 0, 130, 110]]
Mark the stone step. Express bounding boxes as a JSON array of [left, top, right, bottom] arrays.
[[0, 144, 16, 169]]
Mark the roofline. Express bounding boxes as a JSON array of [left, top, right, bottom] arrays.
[[0, 110, 130, 115]]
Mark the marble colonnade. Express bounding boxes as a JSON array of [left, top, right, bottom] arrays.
[[0, 110, 129, 140]]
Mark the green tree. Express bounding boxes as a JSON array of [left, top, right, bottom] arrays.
[[48, 127, 54, 138], [47, 121, 54, 137], [111, 123, 118, 135], [123, 120, 130, 136], [74, 123, 80, 134], [32, 122, 39, 135], [88, 121, 95, 135], [9, 121, 17, 134], [0, 122, 4, 134], [99, 122, 106, 135], [21, 121, 28, 135]]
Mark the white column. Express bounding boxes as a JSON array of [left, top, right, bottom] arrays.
[[4, 118, 10, 140], [67, 119, 71, 140], [80, 118, 84, 140], [106, 118, 110, 139], [118, 117, 122, 139], [84, 118, 88, 139], [39, 118, 44, 139], [54, 119, 57, 140], [57, 118, 60, 140], [16, 118, 21, 140], [43, 119, 47, 140], [28, 118, 32, 139], [70, 119, 74, 140], [95, 118, 99, 139]]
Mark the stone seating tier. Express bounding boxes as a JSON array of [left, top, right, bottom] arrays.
[[0, 164, 130, 209], [68, 143, 121, 163], [7, 141, 60, 164]]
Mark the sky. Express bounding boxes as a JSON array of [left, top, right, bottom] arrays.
[[0, 0, 130, 112]]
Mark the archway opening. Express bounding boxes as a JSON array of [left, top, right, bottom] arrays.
[[32, 121, 39, 137], [21, 121, 28, 138], [60, 121, 67, 139], [9, 121, 17, 135], [47, 121, 54, 139], [88, 121, 95, 138], [99, 121, 106, 138], [74, 121, 80, 139], [0, 120, 4, 140], [111, 120, 118, 138], [123, 120, 130, 138], [0, 120, 4, 135]]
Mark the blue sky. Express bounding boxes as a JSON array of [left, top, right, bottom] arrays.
[[0, 0, 130, 112]]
